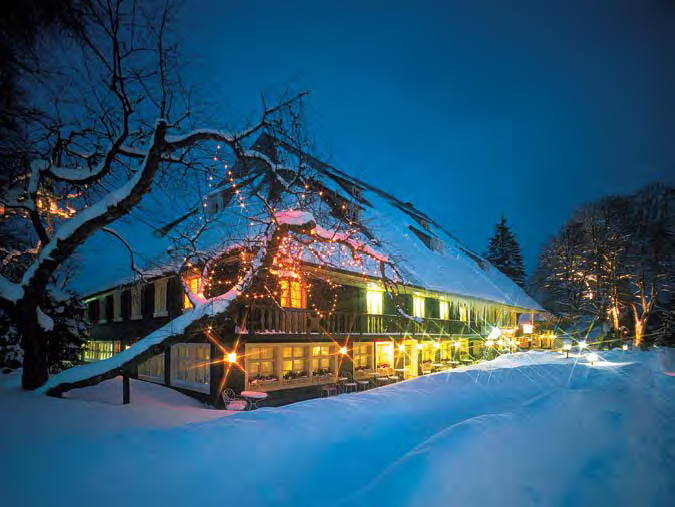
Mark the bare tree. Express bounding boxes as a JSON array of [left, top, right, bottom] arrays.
[[0, 0, 404, 393]]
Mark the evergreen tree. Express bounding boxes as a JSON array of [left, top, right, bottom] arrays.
[[484, 216, 527, 288]]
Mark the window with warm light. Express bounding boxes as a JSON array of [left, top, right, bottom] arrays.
[[311, 345, 333, 374], [413, 297, 425, 318], [282, 346, 308, 377], [366, 290, 383, 315], [439, 301, 449, 320], [248, 347, 275, 377], [353, 343, 373, 369], [183, 274, 201, 309], [280, 279, 306, 309], [459, 305, 468, 322]]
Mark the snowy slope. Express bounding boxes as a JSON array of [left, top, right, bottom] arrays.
[[2, 349, 674, 506]]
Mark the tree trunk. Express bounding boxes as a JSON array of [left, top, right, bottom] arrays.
[[18, 303, 49, 390]]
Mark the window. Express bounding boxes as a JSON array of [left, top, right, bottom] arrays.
[[98, 297, 107, 324], [366, 290, 383, 315], [183, 274, 201, 310], [130, 285, 142, 320], [413, 297, 425, 318], [83, 340, 121, 361], [280, 279, 306, 309], [138, 354, 164, 381], [439, 301, 449, 320], [344, 201, 360, 223], [459, 305, 468, 323], [282, 346, 308, 379], [311, 345, 334, 374], [353, 343, 372, 370], [248, 347, 276, 378], [153, 278, 168, 317], [170, 344, 210, 392], [113, 290, 122, 322]]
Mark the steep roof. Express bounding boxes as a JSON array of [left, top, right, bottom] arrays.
[[69, 134, 542, 311]]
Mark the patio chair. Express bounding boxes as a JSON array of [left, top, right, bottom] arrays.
[[222, 388, 248, 411]]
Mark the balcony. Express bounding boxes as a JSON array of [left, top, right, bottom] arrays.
[[240, 304, 480, 336]]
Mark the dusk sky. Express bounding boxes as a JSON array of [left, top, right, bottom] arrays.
[[182, 0, 675, 272]]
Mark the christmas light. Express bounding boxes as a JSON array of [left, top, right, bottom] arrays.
[[522, 323, 533, 334], [578, 340, 587, 350], [227, 352, 237, 363]]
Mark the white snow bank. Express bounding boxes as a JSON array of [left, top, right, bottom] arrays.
[[2, 350, 673, 507]]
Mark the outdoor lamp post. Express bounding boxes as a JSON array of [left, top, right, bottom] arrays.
[[563, 342, 572, 358]]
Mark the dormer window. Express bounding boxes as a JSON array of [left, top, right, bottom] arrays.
[[342, 200, 360, 224], [280, 279, 306, 309]]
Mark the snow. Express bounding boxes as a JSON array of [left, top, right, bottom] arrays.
[[36, 306, 54, 331], [275, 209, 315, 226], [66, 137, 541, 313], [2, 350, 674, 506]]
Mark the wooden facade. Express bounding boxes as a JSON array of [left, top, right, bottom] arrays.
[[82, 262, 540, 407]]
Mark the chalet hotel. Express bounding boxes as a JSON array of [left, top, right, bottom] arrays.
[[80, 135, 543, 406]]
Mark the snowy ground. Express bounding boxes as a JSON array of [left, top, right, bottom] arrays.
[[1, 350, 674, 507]]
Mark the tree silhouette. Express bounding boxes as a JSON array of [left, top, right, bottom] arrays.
[[484, 216, 526, 288]]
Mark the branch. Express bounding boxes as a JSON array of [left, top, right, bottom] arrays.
[[20, 120, 169, 299], [101, 227, 145, 279]]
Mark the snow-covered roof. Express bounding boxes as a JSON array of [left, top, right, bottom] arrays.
[[69, 135, 542, 311]]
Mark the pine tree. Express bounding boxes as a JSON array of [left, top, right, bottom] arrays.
[[484, 215, 527, 288]]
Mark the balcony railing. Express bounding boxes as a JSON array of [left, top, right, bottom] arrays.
[[241, 304, 483, 336]]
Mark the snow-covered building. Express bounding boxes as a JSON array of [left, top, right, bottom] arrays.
[[75, 134, 543, 405]]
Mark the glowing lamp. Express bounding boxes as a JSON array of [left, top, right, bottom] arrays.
[[339, 346, 347, 355], [433, 342, 441, 349], [398, 344, 405, 352], [622, 344, 628, 351], [587, 352, 599, 365], [563, 343, 572, 351], [522, 323, 534, 335], [488, 327, 501, 340], [227, 352, 237, 363], [416, 343, 423, 350], [578, 340, 587, 350], [485, 340, 494, 347], [453, 341, 461, 348]]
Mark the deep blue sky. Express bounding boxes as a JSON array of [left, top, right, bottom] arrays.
[[182, 0, 674, 272]]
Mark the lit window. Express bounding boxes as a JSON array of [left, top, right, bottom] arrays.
[[249, 347, 275, 376], [413, 297, 425, 318], [459, 305, 468, 323], [183, 274, 202, 309], [353, 343, 372, 369], [311, 345, 334, 374], [439, 301, 449, 320], [280, 279, 306, 309], [282, 346, 308, 378], [366, 290, 383, 315]]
